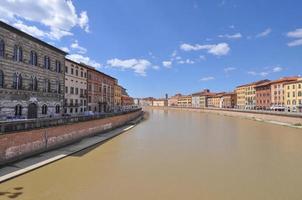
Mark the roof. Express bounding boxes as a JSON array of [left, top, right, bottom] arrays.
[[86, 64, 117, 80], [283, 78, 302, 85], [270, 76, 299, 84], [236, 79, 270, 88], [65, 58, 90, 69], [254, 81, 272, 88], [0, 20, 67, 55]]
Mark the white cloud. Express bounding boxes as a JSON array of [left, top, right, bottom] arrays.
[[256, 28, 272, 38], [152, 65, 160, 70], [180, 43, 230, 56], [162, 61, 172, 68], [177, 59, 195, 65], [248, 66, 283, 77], [287, 28, 302, 47], [67, 54, 101, 68], [200, 76, 215, 81], [107, 58, 152, 76], [224, 67, 236, 73], [272, 66, 283, 72], [0, 0, 89, 40], [60, 46, 70, 53], [71, 40, 87, 54], [218, 33, 242, 39]]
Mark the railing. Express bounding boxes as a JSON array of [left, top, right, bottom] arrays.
[[0, 108, 142, 134]]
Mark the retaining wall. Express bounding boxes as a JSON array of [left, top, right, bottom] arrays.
[[147, 106, 302, 126], [0, 110, 142, 165]]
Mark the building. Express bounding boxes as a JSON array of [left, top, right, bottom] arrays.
[[255, 81, 272, 110], [153, 99, 168, 107], [270, 77, 299, 110], [235, 85, 247, 109], [221, 92, 237, 108], [284, 78, 302, 112], [87, 66, 116, 113], [114, 82, 122, 111], [121, 95, 134, 107], [191, 89, 215, 108], [177, 95, 192, 107], [140, 97, 154, 106], [208, 93, 225, 108], [235, 79, 270, 110], [64, 59, 88, 115], [0, 21, 66, 119], [168, 94, 182, 107]]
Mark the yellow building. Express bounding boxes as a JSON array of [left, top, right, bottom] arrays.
[[284, 78, 302, 112], [235, 85, 247, 109], [177, 95, 192, 107], [114, 83, 122, 110]]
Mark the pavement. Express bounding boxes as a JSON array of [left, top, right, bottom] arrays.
[[0, 124, 136, 183]]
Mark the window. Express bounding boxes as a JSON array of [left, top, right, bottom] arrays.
[[71, 68, 74, 75], [13, 73, 22, 90], [55, 105, 60, 113], [81, 71, 83, 77], [42, 104, 48, 115], [30, 51, 38, 66], [65, 67, 68, 73], [15, 105, 22, 116], [299, 91, 302, 97], [70, 87, 74, 94], [76, 70, 78, 76], [31, 76, 38, 91], [13, 45, 23, 62], [293, 100, 296, 105], [65, 87, 68, 94], [0, 70, 3, 88], [44, 56, 50, 69], [75, 88, 78, 95], [0, 39, 4, 58], [43, 79, 51, 92], [55, 60, 61, 73], [57, 80, 61, 93]]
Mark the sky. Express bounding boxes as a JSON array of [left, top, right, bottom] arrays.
[[0, 0, 302, 98]]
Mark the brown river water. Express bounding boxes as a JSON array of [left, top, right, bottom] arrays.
[[1, 108, 302, 200]]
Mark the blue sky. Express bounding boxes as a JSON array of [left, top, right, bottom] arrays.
[[1, 0, 302, 98]]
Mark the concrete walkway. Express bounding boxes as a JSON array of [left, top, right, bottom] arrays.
[[0, 124, 136, 183]]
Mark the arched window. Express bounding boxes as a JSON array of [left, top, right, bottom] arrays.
[[0, 39, 4, 58], [13, 73, 22, 90], [55, 60, 61, 73], [42, 104, 48, 115], [15, 104, 22, 116], [30, 51, 38, 66], [14, 45, 23, 62], [0, 70, 3, 88], [44, 56, 50, 69], [31, 76, 38, 91], [55, 105, 60, 114]]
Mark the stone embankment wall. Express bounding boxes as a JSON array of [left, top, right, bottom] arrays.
[[0, 110, 142, 165], [148, 106, 302, 126]]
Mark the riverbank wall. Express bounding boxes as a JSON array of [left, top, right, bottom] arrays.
[[146, 106, 302, 127], [0, 109, 143, 165]]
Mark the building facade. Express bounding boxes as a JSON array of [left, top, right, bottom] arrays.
[[177, 95, 192, 107], [208, 93, 224, 108], [270, 77, 298, 110], [168, 94, 182, 107], [284, 78, 302, 112], [255, 81, 272, 110], [87, 66, 116, 113], [235, 85, 247, 109], [153, 99, 168, 107], [114, 83, 122, 111], [221, 92, 237, 108], [0, 21, 66, 119], [64, 59, 88, 115]]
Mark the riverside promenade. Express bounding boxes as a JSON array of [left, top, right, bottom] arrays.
[[146, 106, 302, 128]]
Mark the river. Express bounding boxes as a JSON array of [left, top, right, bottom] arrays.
[[1, 108, 302, 200]]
